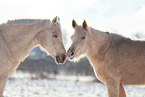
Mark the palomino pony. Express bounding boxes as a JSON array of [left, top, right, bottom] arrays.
[[0, 16, 66, 96], [67, 20, 145, 97]]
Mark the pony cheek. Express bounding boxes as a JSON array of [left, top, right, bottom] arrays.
[[75, 46, 84, 56], [79, 44, 88, 54]]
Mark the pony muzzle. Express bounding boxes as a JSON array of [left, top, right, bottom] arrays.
[[56, 54, 66, 64], [67, 49, 75, 59]]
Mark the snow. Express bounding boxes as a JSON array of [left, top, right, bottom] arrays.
[[4, 71, 145, 97]]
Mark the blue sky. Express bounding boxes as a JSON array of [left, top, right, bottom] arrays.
[[0, 0, 145, 47]]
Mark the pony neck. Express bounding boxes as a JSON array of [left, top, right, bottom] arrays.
[[86, 27, 109, 62], [2, 23, 47, 66]]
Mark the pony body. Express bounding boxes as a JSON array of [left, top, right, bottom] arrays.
[[0, 17, 66, 96], [67, 20, 145, 97]]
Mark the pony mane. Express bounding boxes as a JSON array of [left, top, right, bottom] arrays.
[[90, 27, 127, 41], [109, 33, 124, 40], [108, 32, 134, 43], [1, 19, 50, 25]]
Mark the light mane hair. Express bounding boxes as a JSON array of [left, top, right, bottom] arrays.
[[90, 27, 129, 42], [1, 19, 50, 25]]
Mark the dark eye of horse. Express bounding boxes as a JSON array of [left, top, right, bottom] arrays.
[[53, 34, 57, 38], [82, 36, 85, 40]]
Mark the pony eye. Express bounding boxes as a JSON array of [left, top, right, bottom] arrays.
[[82, 36, 85, 40], [53, 34, 57, 38]]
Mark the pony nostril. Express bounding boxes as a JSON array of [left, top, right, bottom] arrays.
[[62, 56, 66, 62], [71, 51, 74, 56], [56, 55, 60, 63], [62, 54, 66, 62]]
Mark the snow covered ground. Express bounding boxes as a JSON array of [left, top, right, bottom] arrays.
[[4, 71, 145, 97]]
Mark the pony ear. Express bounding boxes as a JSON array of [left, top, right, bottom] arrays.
[[82, 20, 88, 31], [52, 16, 58, 25], [72, 19, 77, 28]]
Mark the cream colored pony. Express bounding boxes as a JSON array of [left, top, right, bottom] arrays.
[[0, 16, 66, 96], [67, 20, 145, 97]]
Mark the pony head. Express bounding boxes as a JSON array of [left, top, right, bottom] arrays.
[[39, 16, 66, 64], [67, 19, 91, 60]]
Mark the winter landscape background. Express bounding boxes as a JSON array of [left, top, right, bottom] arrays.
[[1, 0, 145, 96]]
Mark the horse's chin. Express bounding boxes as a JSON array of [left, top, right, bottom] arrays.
[[68, 54, 86, 62], [67, 56, 74, 60], [55, 60, 64, 65]]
